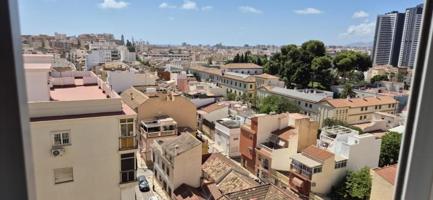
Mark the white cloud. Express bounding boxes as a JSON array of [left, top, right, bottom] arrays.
[[294, 8, 322, 15], [181, 0, 198, 10], [201, 6, 213, 11], [341, 22, 376, 37], [159, 2, 176, 9], [353, 10, 369, 18], [99, 0, 128, 9], [239, 6, 262, 14]]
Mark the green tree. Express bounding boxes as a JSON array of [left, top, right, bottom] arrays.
[[226, 92, 237, 101], [330, 167, 372, 200], [333, 51, 372, 83], [301, 40, 326, 58], [379, 132, 402, 167], [258, 95, 300, 114], [311, 56, 333, 89], [370, 74, 389, 84], [233, 53, 240, 63], [340, 84, 356, 98]]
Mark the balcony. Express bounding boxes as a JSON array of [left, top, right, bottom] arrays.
[[290, 164, 312, 179], [120, 169, 136, 184], [119, 136, 137, 151]]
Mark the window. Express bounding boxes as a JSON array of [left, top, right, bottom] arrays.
[[250, 84, 253, 89], [120, 153, 135, 183], [359, 116, 363, 120], [120, 118, 134, 136], [335, 160, 347, 169], [313, 167, 322, 174], [54, 167, 73, 184], [53, 131, 70, 146]]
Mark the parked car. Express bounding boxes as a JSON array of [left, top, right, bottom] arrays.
[[137, 175, 150, 192]]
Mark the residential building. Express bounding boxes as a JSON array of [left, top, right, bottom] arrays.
[[255, 73, 284, 88], [254, 114, 319, 184], [239, 113, 318, 173], [106, 69, 158, 93], [201, 153, 259, 199], [121, 87, 197, 160], [220, 63, 264, 75], [197, 102, 229, 139], [117, 46, 136, 62], [139, 116, 178, 161], [289, 146, 347, 197], [257, 86, 333, 126], [320, 96, 398, 125], [121, 87, 197, 130], [25, 55, 138, 200], [214, 118, 242, 157], [152, 133, 202, 199], [319, 126, 381, 171], [177, 71, 188, 92], [372, 11, 405, 66], [370, 165, 397, 200], [85, 49, 114, 70], [221, 72, 256, 97], [398, 4, 423, 68]]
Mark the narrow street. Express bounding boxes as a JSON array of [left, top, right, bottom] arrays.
[[135, 151, 170, 200]]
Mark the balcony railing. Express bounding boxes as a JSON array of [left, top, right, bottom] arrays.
[[120, 169, 136, 184], [119, 136, 137, 150]]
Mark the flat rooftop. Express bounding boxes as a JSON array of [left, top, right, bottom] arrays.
[[50, 81, 108, 101]]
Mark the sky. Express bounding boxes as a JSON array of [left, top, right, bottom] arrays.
[[18, 0, 423, 46]]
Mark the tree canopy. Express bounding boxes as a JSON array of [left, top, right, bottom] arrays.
[[379, 132, 402, 167], [330, 167, 372, 200], [263, 40, 372, 90], [370, 74, 389, 84], [340, 84, 356, 98], [258, 95, 300, 114]]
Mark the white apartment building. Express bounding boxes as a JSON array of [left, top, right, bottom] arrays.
[[319, 126, 381, 171], [24, 54, 138, 200], [106, 69, 158, 93], [85, 49, 113, 70], [117, 46, 136, 62], [214, 118, 241, 157], [151, 133, 202, 199], [221, 63, 264, 75]]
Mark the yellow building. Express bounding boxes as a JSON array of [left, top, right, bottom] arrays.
[[370, 165, 397, 200], [320, 96, 398, 125]]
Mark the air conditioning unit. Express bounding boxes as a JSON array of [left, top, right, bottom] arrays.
[[51, 147, 65, 157]]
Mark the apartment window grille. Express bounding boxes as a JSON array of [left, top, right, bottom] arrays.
[[120, 118, 134, 136], [53, 131, 70, 146], [54, 167, 73, 184]]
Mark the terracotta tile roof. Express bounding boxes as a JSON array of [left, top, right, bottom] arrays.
[[271, 126, 296, 141], [217, 170, 258, 194], [220, 184, 300, 200], [255, 73, 279, 79], [325, 96, 397, 108], [374, 164, 398, 185], [200, 103, 227, 114], [222, 63, 263, 69], [174, 184, 205, 200], [302, 145, 334, 162]]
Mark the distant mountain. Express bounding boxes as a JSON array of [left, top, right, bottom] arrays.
[[345, 41, 373, 48]]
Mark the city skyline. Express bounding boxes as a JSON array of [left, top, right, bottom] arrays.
[[19, 0, 421, 46]]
